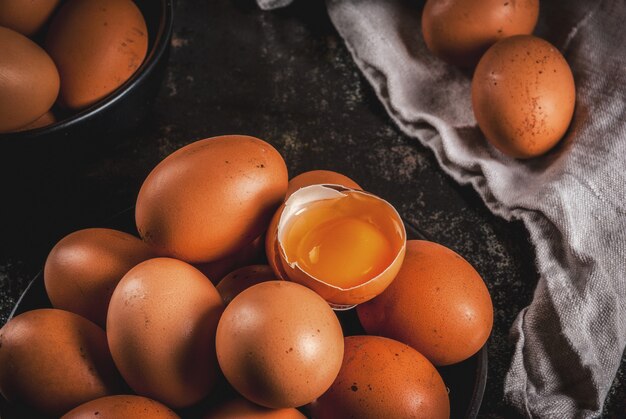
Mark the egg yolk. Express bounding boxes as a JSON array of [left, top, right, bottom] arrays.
[[283, 192, 396, 288]]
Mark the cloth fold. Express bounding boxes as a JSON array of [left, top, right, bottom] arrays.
[[258, 0, 626, 417], [257, 0, 293, 11]]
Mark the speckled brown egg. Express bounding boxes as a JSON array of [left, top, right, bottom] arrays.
[[0, 0, 61, 36], [44, 228, 155, 328], [45, 0, 148, 110], [0, 26, 59, 133], [422, 0, 539, 68], [216, 265, 277, 305], [0, 309, 122, 417], [216, 281, 344, 408], [62, 395, 180, 419], [286, 170, 361, 199], [472, 35, 576, 158], [309, 336, 449, 419], [357, 240, 493, 366], [136, 135, 288, 263], [203, 396, 306, 419], [107, 258, 224, 408]]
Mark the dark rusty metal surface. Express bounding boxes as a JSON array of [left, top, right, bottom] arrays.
[[0, 0, 623, 417]]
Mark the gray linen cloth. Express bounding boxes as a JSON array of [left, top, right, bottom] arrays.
[[258, 0, 626, 417]]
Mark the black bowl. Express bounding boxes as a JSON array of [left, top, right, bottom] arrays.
[[0, 0, 174, 157], [0, 211, 487, 419]]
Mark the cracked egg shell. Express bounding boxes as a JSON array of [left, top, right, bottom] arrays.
[[285, 170, 361, 199], [266, 184, 406, 308]]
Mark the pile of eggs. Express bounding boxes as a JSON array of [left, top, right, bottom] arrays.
[[0, 135, 493, 418], [422, 0, 576, 158], [0, 0, 148, 133]]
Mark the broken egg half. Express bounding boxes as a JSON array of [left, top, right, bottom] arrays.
[[266, 184, 406, 309]]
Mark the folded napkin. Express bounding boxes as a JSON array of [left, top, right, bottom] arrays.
[[258, 0, 626, 417]]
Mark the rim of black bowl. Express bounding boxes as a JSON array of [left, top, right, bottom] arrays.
[[467, 344, 488, 419], [0, 0, 175, 142]]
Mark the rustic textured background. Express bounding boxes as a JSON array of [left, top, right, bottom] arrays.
[[0, 0, 623, 416]]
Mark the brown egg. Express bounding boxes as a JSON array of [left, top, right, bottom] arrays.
[[422, 0, 539, 68], [286, 170, 361, 199], [216, 281, 344, 408], [44, 228, 155, 328], [0, 0, 61, 36], [107, 258, 224, 408], [0, 309, 122, 417], [216, 265, 277, 305], [136, 135, 288, 263], [0, 26, 59, 133], [309, 336, 449, 419], [266, 185, 406, 308], [14, 111, 56, 132], [472, 35, 576, 158], [62, 395, 180, 419], [45, 0, 148, 110], [203, 397, 306, 419], [357, 240, 493, 366], [195, 234, 267, 284]]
